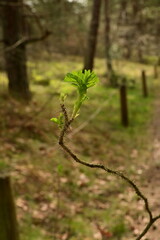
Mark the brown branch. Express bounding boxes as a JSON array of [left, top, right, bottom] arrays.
[[136, 215, 160, 240], [60, 104, 69, 126], [23, 3, 45, 34], [58, 104, 160, 240], [3, 30, 51, 52], [0, 2, 23, 7], [22, 14, 45, 18], [1, 1, 51, 52], [0, 2, 47, 35], [23, 3, 52, 53], [21, 30, 51, 45]]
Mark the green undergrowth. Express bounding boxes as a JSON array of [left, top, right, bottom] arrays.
[[0, 56, 157, 240]]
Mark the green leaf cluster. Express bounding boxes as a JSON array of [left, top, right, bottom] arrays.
[[50, 70, 98, 126], [64, 70, 99, 118]]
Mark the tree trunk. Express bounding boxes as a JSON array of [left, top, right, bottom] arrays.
[[83, 0, 102, 71], [154, 64, 158, 79], [132, 0, 144, 63], [0, 175, 19, 240], [120, 84, 128, 127], [104, 0, 115, 86], [141, 70, 148, 97], [1, 0, 30, 101]]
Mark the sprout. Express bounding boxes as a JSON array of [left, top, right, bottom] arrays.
[[64, 70, 99, 118], [50, 70, 98, 126]]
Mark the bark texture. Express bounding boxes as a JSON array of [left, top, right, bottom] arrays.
[[83, 0, 102, 71], [141, 70, 148, 97], [104, 0, 116, 86], [0, 175, 19, 240], [1, 0, 30, 100], [120, 84, 128, 127]]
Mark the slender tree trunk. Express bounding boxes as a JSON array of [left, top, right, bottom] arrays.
[[83, 0, 102, 71], [1, 0, 30, 101], [120, 83, 128, 127], [153, 64, 158, 79], [141, 70, 148, 97], [132, 0, 144, 63], [104, 0, 115, 86], [0, 175, 19, 240]]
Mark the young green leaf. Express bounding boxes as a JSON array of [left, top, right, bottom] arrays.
[[50, 113, 64, 128], [50, 117, 59, 123], [64, 70, 98, 118], [60, 93, 67, 102]]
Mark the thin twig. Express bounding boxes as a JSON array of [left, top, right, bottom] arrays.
[[3, 30, 51, 53], [58, 104, 160, 240], [1, 1, 51, 53]]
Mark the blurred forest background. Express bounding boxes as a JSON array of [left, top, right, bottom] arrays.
[[0, 0, 160, 240]]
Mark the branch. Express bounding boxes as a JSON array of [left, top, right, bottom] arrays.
[[21, 30, 52, 45], [22, 14, 45, 18], [23, 3, 45, 34], [1, 1, 51, 52], [0, 2, 23, 7], [3, 30, 51, 52], [0, 2, 47, 34], [58, 104, 160, 240]]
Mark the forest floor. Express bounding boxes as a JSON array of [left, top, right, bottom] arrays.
[[134, 85, 160, 240], [0, 57, 160, 240]]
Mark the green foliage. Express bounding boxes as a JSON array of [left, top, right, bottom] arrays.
[[57, 164, 64, 175], [50, 113, 64, 128], [64, 70, 99, 118], [50, 70, 98, 126], [21, 224, 50, 240], [68, 217, 91, 237], [111, 220, 127, 238], [0, 161, 10, 174]]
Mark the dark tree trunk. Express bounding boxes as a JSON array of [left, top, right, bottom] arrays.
[[0, 175, 19, 240], [141, 70, 148, 97], [154, 64, 158, 79], [1, 0, 30, 101], [83, 0, 102, 71], [120, 84, 128, 127], [104, 0, 115, 86]]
